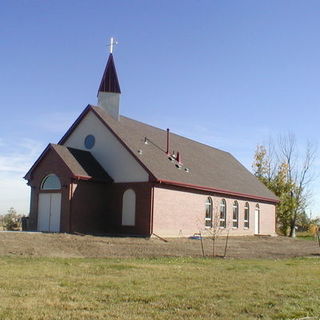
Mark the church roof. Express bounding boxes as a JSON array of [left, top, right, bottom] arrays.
[[24, 143, 113, 183], [97, 53, 121, 94], [59, 105, 278, 203]]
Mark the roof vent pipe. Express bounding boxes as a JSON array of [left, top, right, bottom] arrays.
[[177, 151, 182, 164], [166, 128, 170, 155]]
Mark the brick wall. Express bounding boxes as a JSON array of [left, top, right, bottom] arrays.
[[152, 185, 276, 237]]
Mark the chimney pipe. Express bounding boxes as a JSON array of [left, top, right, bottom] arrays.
[[166, 128, 170, 155], [177, 151, 182, 164]]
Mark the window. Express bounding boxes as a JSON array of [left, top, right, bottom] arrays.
[[122, 189, 136, 226], [219, 199, 226, 228], [84, 134, 95, 149], [40, 174, 61, 190], [205, 197, 213, 228], [244, 202, 250, 228], [232, 201, 239, 228]]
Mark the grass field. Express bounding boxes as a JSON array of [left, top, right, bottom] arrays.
[[0, 256, 319, 320]]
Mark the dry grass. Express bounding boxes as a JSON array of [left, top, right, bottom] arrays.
[[0, 232, 319, 259], [0, 256, 319, 319]]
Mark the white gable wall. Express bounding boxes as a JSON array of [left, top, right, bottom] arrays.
[[63, 111, 149, 182]]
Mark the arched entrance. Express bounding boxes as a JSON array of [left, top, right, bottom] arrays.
[[37, 174, 62, 232]]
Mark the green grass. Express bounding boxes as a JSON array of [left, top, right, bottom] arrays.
[[297, 231, 318, 241], [0, 257, 319, 320]]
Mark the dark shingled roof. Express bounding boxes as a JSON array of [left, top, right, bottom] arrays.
[[88, 106, 278, 202], [52, 144, 112, 182], [24, 143, 112, 182], [97, 53, 121, 94]]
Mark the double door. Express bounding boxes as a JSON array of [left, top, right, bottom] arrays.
[[37, 193, 61, 232]]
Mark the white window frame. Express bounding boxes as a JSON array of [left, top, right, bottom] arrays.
[[232, 201, 239, 229], [244, 202, 250, 229], [122, 189, 136, 226], [205, 197, 213, 228], [40, 174, 61, 190], [219, 199, 226, 228]]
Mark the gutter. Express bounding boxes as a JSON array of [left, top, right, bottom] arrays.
[[156, 179, 279, 204]]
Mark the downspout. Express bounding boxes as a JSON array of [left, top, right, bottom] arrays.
[[149, 185, 155, 236], [69, 179, 74, 233]]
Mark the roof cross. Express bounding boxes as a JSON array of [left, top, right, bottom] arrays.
[[108, 37, 118, 54]]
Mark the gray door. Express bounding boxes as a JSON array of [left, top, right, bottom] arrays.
[[38, 193, 61, 232]]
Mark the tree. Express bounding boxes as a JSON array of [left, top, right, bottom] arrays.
[[252, 134, 316, 237], [3, 207, 21, 231], [198, 200, 231, 258]]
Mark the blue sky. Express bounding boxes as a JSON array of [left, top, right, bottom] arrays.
[[0, 1, 319, 216]]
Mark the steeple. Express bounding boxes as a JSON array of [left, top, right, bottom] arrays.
[[97, 38, 121, 120], [97, 53, 121, 94]]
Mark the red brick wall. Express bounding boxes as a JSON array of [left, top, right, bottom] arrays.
[[152, 184, 276, 237], [107, 182, 153, 236], [69, 181, 110, 234]]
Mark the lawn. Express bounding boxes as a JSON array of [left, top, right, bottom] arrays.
[[0, 256, 319, 320]]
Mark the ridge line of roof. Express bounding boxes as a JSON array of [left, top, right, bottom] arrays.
[[121, 115, 230, 155], [91, 105, 231, 155]]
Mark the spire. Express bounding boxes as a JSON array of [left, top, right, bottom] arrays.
[[97, 38, 121, 120], [97, 53, 121, 95]]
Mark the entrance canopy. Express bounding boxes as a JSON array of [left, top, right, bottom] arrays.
[[24, 144, 113, 183]]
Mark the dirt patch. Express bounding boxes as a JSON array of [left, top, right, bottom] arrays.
[[0, 232, 319, 259]]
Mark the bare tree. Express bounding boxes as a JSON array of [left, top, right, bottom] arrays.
[[253, 134, 317, 237], [278, 136, 316, 237], [198, 200, 231, 257]]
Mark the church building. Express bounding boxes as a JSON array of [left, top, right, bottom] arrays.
[[24, 46, 278, 237]]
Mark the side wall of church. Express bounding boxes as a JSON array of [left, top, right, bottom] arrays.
[[69, 180, 110, 234], [63, 111, 149, 183], [106, 182, 153, 236], [152, 185, 276, 237]]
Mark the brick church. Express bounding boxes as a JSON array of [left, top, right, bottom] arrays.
[[24, 46, 278, 237]]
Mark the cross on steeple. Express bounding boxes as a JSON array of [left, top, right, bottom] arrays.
[[108, 37, 118, 54], [97, 39, 121, 120]]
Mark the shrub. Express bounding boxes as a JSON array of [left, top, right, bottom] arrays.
[[3, 208, 21, 231]]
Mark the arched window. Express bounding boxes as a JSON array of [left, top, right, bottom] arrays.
[[122, 189, 136, 226], [205, 197, 213, 228], [40, 174, 61, 190], [244, 202, 250, 228], [232, 201, 239, 228], [219, 199, 226, 228]]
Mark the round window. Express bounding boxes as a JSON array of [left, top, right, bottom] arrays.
[[84, 135, 95, 149]]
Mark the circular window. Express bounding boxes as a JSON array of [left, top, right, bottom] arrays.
[[84, 135, 95, 149]]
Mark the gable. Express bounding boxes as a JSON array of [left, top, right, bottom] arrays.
[[24, 145, 74, 183], [24, 144, 112, 183], [62, 110, 149, 183]]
